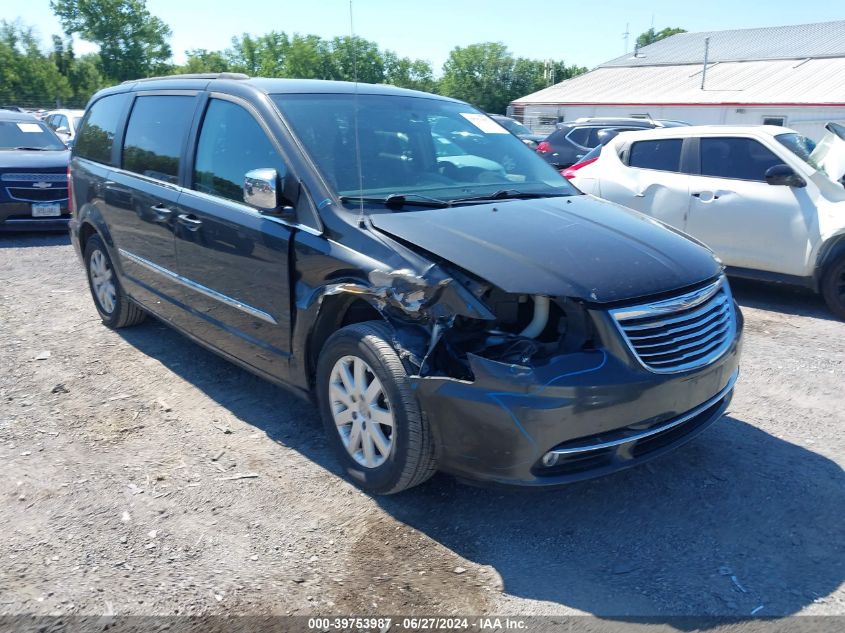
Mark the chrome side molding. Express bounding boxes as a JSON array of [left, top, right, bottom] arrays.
[[118, 248, 278, 325]]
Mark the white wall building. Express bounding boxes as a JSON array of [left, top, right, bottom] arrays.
[[510, 20, 845, 140]]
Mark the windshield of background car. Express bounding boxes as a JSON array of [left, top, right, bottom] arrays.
[[496, 117, 532, 136], [0, 121, 66, 150], [272, 93, 575, 204], [776, 133, 821, 172]]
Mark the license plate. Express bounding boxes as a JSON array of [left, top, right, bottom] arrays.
[[32, 203, 61, 217]]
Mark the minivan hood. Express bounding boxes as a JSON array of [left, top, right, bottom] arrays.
[[811, 122, 845, 181], [0, 149, 69, 171], [370, 196, 721, 304]]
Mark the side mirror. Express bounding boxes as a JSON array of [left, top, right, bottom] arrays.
[[765, 164, 806, 188], [243, 168, 296, 220]]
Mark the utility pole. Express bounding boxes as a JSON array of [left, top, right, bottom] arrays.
[[623, 23, 630, 53]]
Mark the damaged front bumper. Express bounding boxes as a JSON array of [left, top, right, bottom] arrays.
[[411, 315, 742, 487]]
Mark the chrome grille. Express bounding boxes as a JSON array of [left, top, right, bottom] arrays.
[[0, 173, 67, 182], [610, 277, 735, 373], [6, 186, 68, 202]]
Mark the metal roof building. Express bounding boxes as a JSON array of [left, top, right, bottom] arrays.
[[511, 20, 845, 140]]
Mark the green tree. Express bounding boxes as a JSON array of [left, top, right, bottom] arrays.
[[440, 42, 586, 113], [636, 27, 686, 49], [50, 0, 172, 82], [383, 51, 436, 93], [543, 60, 589, 86], [440, 43, 514, 112], [0, 20, 71, 107], [51, 35, 102, 106], [226, 32, 386, 83], [283, 34, 331, 79], [326, 36, 384, 83], [227, 34, 261, 75], [65, 54, 103, 105], [179, 49, 230, 74], [251, 31, 289, 76]]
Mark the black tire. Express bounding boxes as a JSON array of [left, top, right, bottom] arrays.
[[316, 321, 437, 494], [83, 234, 146, 329], [821, 254, 845, 320]]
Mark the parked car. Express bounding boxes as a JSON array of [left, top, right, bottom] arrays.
[[0, 109, 71, 232], [488, 114, 545, 149], [568, 124, 845, 319], [432, 132, 508, 180], [44, 109, 85, 144], [537, 117, 690, 169], [69, 74, 742, 493]]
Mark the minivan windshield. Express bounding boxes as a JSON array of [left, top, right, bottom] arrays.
[[272, 93, 575, 207], [0, 120, 66, 151]]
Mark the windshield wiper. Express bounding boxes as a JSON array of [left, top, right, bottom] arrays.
[[449, 189, 572, 204], [340, 193, 451, 210]]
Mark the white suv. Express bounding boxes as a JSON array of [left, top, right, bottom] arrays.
[[568, 124, 845, 318]]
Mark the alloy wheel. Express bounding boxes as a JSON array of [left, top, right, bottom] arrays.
[[89, 249, 116, 314], [328, 355, 395, 468]]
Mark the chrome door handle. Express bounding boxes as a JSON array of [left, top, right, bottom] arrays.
[[150, 204, 174, 223], [177, 213, 202, 229], [692, 192, 720, 200]]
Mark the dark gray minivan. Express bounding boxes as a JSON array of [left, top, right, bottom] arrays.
[[69, 74, 742, 494]]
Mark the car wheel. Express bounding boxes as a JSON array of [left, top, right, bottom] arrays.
[[821, 254, 845, 320], [84, 234, 146, 329], [316, 321, 437, 494]]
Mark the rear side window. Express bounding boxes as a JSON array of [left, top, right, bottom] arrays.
[[547, 128, 570, 144], [629, 139, 683, 172], [193, 99, 286, 202], [74, 93, 130, 164], [566, 127, 592, 147], [122, 95, 196, 184], [700, 137, 782, 182]]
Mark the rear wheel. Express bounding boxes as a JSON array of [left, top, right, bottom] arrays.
[[84, 235, 146, 329], [316, 321, 437, 494], [821, 254, 845, 320]]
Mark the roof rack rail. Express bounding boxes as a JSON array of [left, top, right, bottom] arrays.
[[121, 72, 250, 85]]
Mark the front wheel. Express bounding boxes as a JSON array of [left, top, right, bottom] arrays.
[[316, 321, 437, 494], [821, 254, 845, 320]]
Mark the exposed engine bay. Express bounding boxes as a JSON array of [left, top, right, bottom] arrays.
[[317, 262, 595, 381]]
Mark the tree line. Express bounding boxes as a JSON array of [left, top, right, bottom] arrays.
[[0, 0, 588, 114]]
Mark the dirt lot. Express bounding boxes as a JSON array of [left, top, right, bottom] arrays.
[[1, 233, 843, 620]]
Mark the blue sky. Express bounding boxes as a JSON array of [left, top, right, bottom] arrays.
[[16, 0, 845, 73]]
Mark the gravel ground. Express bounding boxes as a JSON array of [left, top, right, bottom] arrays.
[[0, 233, 843, 620]]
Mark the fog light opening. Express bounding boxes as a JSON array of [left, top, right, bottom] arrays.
[[541, 452, 560, 467]]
